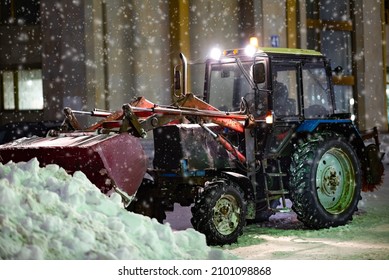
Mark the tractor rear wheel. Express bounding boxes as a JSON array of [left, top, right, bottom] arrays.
[[191, 179, 246, 245], [289, 135, 361, 229]]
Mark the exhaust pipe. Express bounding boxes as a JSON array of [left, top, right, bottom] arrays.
[[179, 53, 188, 96]]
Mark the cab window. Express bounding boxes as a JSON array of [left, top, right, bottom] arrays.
[[208, 62, 252, 112], [271, 65, 299, 117], [302, 64, 333, 118]]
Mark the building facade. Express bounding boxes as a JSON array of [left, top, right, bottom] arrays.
[[0, 0, 387, 131]]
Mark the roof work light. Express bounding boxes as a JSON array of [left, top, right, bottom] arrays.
[[245, 37, 259, 57], [210, 47, 222, 60]]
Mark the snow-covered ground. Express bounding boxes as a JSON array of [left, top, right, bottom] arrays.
[[0, 158, 233, 260], [167, 177, 389, 260], [224, 136, 389, 259], [225, 181, 389, 259]]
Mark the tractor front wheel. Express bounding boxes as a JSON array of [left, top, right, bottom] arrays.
[[191, 179, 247, 245]]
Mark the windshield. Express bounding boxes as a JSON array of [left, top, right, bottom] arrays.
[[208, 61, 252, 111], [207, 60, 267, 116]]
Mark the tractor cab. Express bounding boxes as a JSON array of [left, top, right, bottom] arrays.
[[202, 46, 340, 158]]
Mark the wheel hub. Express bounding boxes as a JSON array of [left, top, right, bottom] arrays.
[[220, 205, 230, 215], [213, 194, 240, 235], [322, 167, 340, 195], [316, 147, 355, 214]]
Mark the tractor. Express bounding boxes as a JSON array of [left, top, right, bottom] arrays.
[[0, 43, 383, 245]]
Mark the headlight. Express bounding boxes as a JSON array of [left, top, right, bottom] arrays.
[[210, 48, 222, 60]]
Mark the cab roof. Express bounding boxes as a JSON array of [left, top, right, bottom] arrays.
[[222, 47, 323, 58]]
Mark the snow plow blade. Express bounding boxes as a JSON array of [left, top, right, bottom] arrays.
[[0, 133, 147, 196]]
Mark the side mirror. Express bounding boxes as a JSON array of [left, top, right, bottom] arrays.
[[253, 63, 266, 84], [174, 70, 181, 90]]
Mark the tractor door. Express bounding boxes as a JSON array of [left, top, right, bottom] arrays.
[[263, 61, 301, 157], [301, 61, 335, 119]]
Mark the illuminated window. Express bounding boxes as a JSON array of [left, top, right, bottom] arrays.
[[2, 71, 15, 109], [1, 69, 44, 110]]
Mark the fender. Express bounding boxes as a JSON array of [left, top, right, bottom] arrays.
[[295, 119, 364, 148], [296, 119, 353, 133]]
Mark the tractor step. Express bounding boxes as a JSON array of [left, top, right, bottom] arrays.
[[267, 190, 289, 195], [262, 159, 288, 209], [273, 207, 291, 213], [267, 172, 287, 177]]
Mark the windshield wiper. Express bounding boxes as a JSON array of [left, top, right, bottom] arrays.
[[235, 57, 256, 90]]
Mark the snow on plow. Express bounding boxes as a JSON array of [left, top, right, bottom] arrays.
[[0, 132, 147, 196]]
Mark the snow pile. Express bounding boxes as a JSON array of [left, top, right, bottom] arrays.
[[0, 158, 232, 260]]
